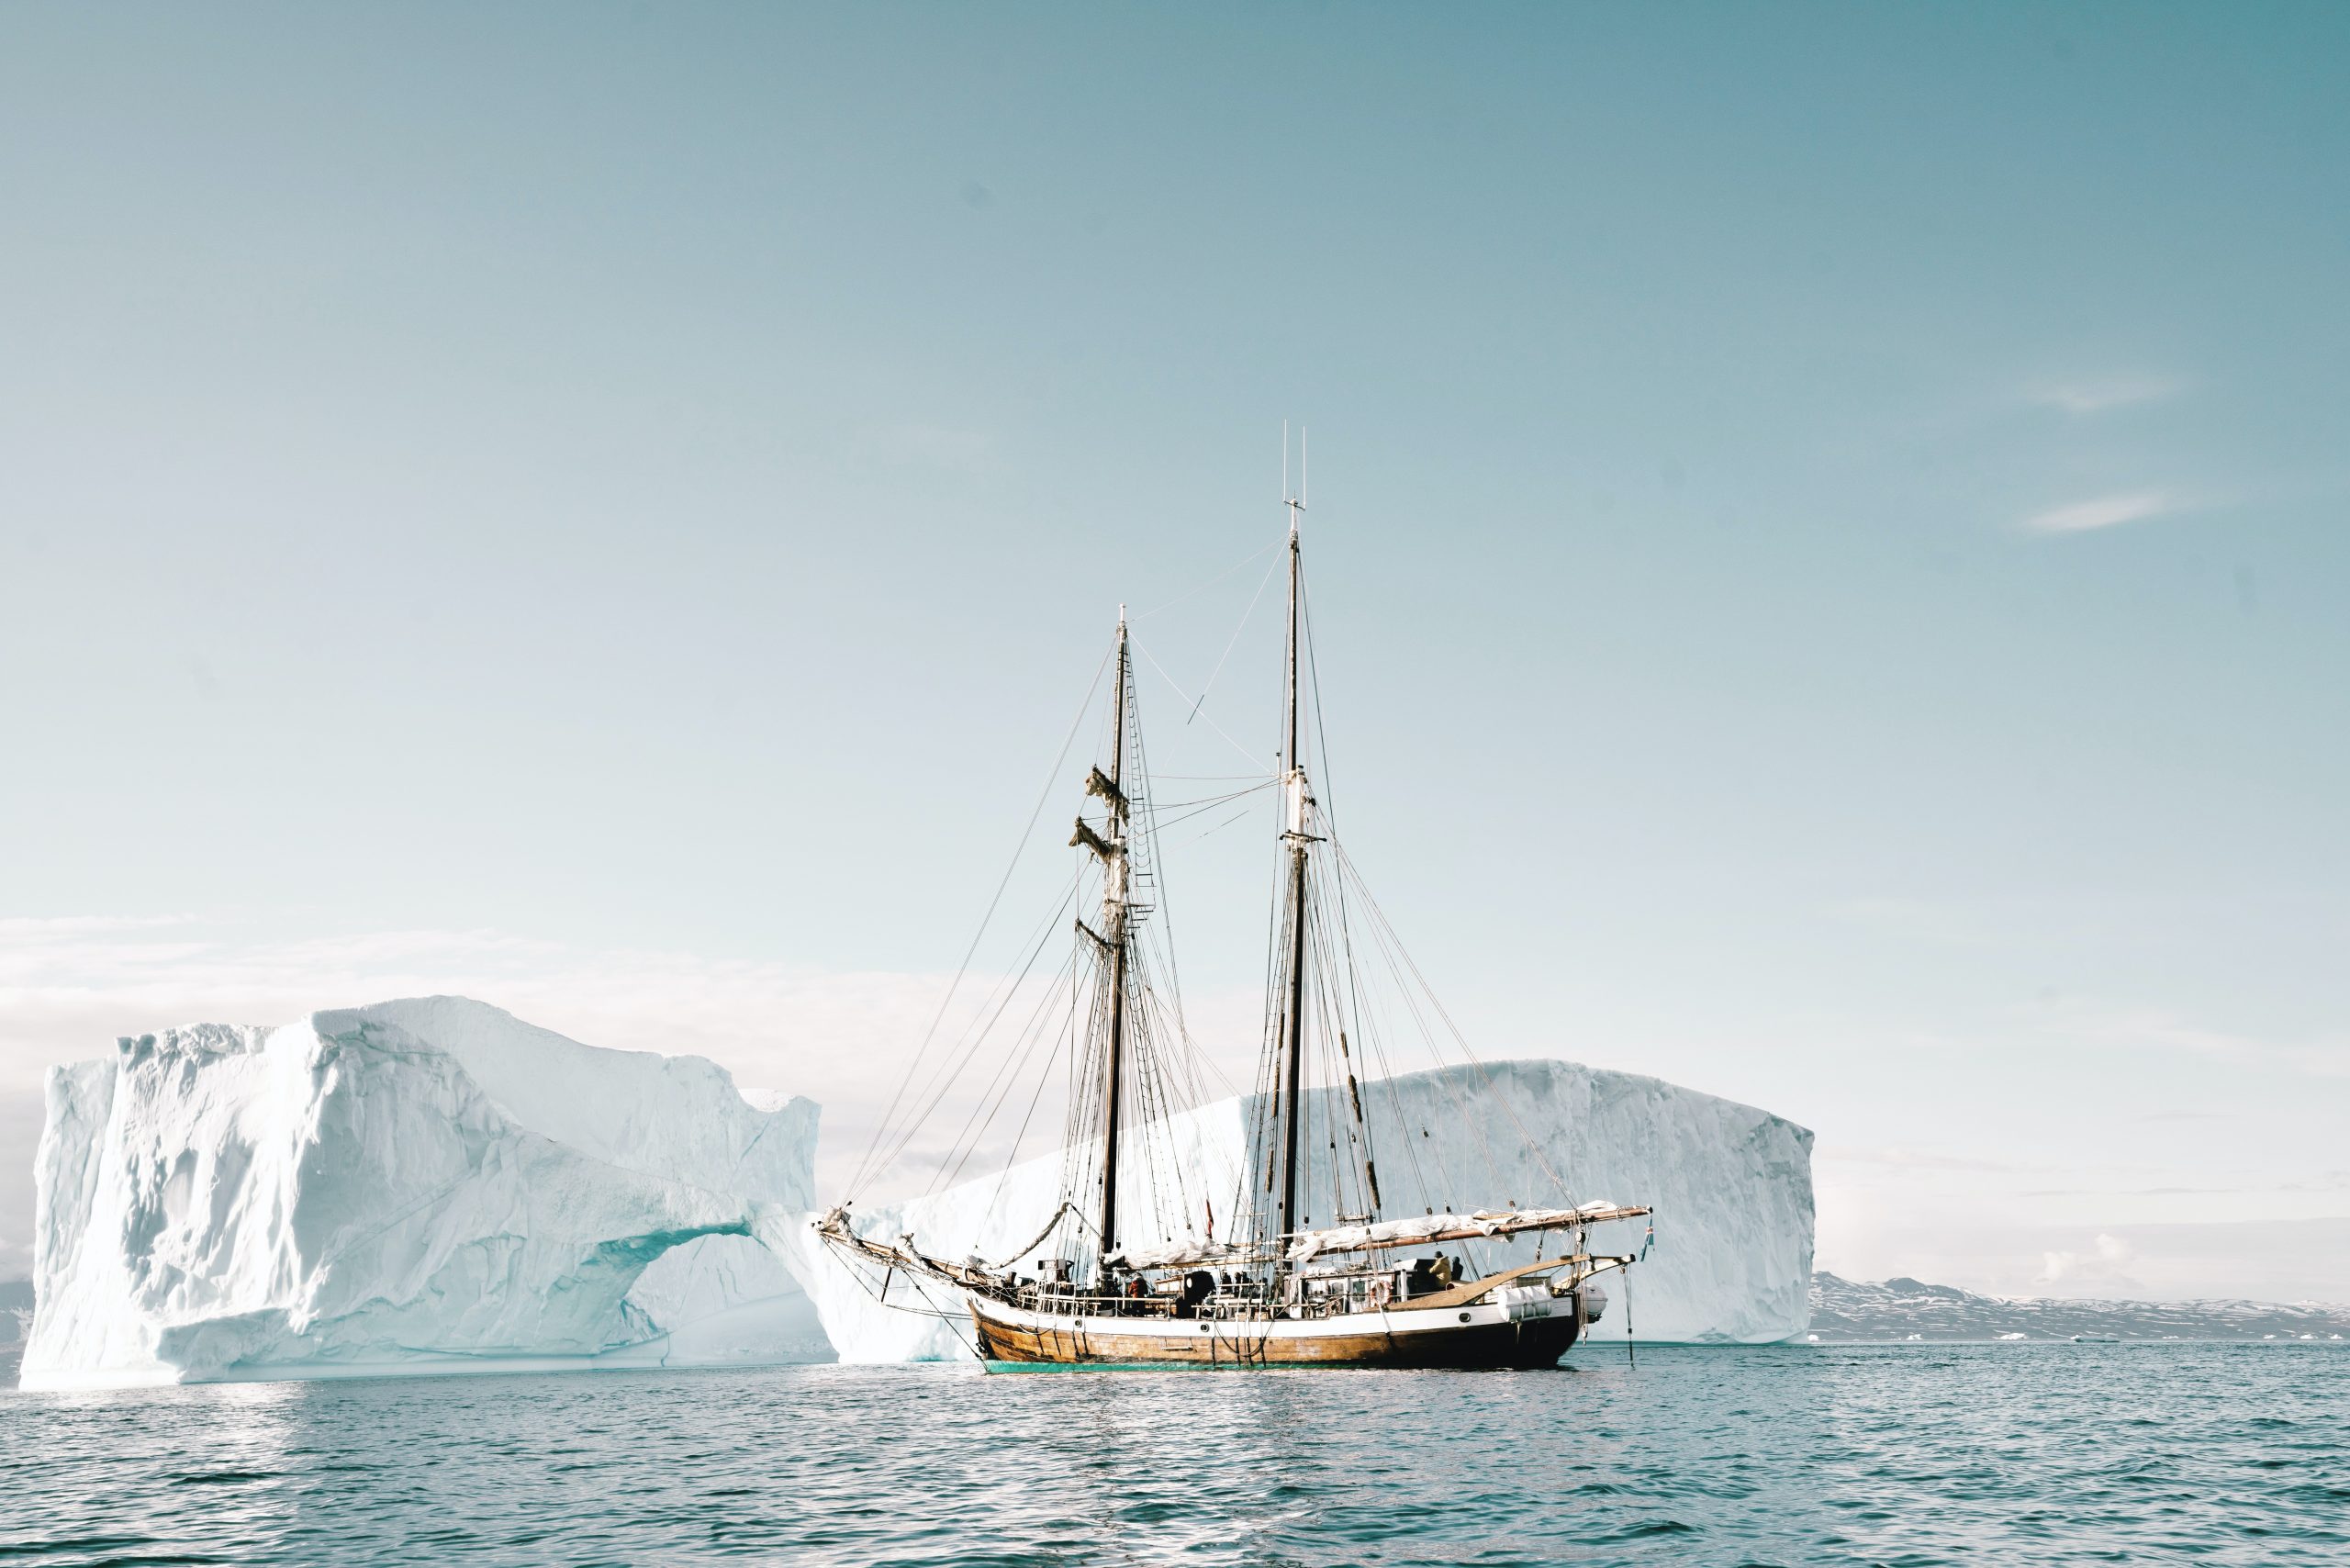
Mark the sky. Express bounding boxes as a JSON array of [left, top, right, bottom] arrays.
[[2, 2, 2345, 1302]]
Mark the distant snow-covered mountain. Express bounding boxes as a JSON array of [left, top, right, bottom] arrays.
[[1810, 1271, 2350, 1342]]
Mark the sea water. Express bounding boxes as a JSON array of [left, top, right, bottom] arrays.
[[4, 1344, 2344, 1565]]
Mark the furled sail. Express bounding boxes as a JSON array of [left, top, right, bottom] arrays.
[[1284, 1202, 1651, 1262], [1102, 1202, 1652, 1271], [1101, 1238, 1252, 1271]]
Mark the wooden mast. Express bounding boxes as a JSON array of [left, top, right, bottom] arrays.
[[1093, 610, 1133, 1271], [1276, 447, 1311, 1253]]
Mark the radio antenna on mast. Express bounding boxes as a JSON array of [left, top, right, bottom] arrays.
[[1283, 422, 1306, 538]]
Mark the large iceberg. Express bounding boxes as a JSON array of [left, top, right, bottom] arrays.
[[22, 997, 821, 1390], [790, 1058, 1814, 1360], [23, 998, 1810, 1384]]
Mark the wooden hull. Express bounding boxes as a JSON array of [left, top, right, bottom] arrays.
[[969, 1291, 1587, 1371]]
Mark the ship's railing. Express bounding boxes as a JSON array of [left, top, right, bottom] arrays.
[[1015, 1290, 1259, 1317], [1014, 1287, 1318, 1322], [1008, 1290, 1527, 1323], [1007, 1287, 1461, 1322]]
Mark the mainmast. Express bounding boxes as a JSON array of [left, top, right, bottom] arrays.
[[1275, 443, 1312, 1250], [1081, 610, 1135, 1271]]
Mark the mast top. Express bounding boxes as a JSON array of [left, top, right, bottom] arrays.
[[1284, 423, 1306, 541]]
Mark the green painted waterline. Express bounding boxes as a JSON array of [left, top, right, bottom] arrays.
[[980, 1359, 1266, 1374]]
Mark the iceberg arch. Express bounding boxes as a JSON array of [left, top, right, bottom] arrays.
[[22, 997, 820, 1390]]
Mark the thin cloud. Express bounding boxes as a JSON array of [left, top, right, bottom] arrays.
[[2044, 999, 2350, 1081], [2027, 375, 2188, 415], [1819, 1146, 2033, 1174], [2038, 1231, 2144, 1291], [2021, 1185, 2238, 1198], [0, 916, 1270, 1204], [2022, 490, 2181, 534], [0, 914, 192, 938]]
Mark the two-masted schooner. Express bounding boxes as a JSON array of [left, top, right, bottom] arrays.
[[816, 457, 1650, 1369]]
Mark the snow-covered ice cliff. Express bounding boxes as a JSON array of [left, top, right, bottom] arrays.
[[24, 1002, 1810, 1383], [22, 997, 820, 1390], [788, 1058, 1814, 1361]]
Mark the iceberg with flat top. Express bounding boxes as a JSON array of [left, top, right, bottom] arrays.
[[788, 1058, 1814, 1361], [22, 997, 821, 1390], [23, 997, 1810, 1383]]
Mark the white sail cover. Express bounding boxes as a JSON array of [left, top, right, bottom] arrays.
[[1102, 1239, 1249, 1271], [1284, 1201, 1641, 1261]]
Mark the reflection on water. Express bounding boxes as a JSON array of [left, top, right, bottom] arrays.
[[3, 1345, 2345, 1565]]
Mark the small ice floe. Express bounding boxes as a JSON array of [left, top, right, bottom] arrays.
[[1997, 1332, 2028, 1341]]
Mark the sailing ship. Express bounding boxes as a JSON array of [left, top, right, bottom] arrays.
[[816, 450, 1650, 1369]]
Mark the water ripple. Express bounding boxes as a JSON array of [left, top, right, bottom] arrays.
[[3, 1345, 2345, 1564]]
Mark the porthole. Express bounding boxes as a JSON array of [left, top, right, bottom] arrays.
[[1458, 1312, 1471, 1323]]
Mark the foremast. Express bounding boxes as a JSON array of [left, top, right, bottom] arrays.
[[1074, 610, 1136, 1272]]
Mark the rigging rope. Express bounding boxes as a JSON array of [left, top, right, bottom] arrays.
[[1131, 636, 1270, 773], [877, 877, 1082, 1198], [1183, 551, 1283, 726], [847, 643, 1113, 1198], [985, 1202, 1083, 1271], [925, 937, 1082, 1196], [1131, 538, 1281, 623], [975, 983, 1080, 1229], [1335, 838, 1574, 1201]]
